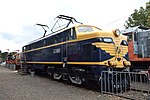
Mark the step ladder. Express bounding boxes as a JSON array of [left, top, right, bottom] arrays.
[[18, 60, 27, 75]]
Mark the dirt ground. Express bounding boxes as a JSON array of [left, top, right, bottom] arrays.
[[0, 66, 139, 100]]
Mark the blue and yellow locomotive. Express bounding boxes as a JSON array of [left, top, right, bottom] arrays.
[[21, 15, 130, 85]]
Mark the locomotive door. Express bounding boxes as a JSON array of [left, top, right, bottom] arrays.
[[62, 37, 68, 67], [82, 43, 92, 61], [61, 28, 77, 66], [62, 41, 68, 67], [61, 29, 70, 67]]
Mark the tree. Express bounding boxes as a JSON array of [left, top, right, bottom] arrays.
[[146, 1, 150, 27], [125, 1, 150, 28], [1, 52, 8, 62]]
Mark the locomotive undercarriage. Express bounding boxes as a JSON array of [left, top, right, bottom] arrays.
[[26, 64, 101, 85], [46, 65, 96, 85], [26, 63, 130, 91]]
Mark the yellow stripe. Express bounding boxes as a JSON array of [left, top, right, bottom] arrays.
[[23, 37, 97, 53], [92, 42, 116, 56], [26, 61, 104, 65], [26, 62, 63, 64], [67, 62, 105, 65], [92, 42, 128, 56], [23, 42, 65, 53], [26, 56, 128, 68]]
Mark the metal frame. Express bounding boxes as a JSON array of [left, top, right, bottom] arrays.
[[100, 71, 150, 100]]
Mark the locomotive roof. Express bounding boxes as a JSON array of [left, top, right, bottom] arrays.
[[121, 26, 150, 35], [26, 24, 100, 46], [27, 26, 73, 45]]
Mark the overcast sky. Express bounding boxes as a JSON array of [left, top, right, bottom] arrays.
[[0, 0, 149, 52]]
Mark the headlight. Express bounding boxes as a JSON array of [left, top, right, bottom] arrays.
[[123, 61, 131, 67], [113, 29, 121, 37], [108, 61, 117, 67]]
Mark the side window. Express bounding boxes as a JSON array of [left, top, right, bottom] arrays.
[[127, 34, 133, 41], [28, 45, 31, 50], [50, 35, 56, 44], [30, 43, 37, 49], [134, 32, 137, 41], [34, 42, 37, 48], [43, 39, 46, 46], [54, 36, 59, 43], [78, 26, 93, 33], [39, 40, 43, 47], [22, 46, 26, 52], [57, 33, 63, 42], [46, 37, 52, 45]]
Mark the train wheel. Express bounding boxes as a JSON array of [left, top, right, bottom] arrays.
[[69, 75, 82, 85], [53, 72, 62, 80]]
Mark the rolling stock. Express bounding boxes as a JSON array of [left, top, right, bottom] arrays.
[[6, 53, 20, 70], [122, 26, 150, 70], [21, 15, 130, 88]]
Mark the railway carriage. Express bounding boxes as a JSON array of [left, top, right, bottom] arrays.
[[21, 15, 130, 88], [6, 53, 20, 70]]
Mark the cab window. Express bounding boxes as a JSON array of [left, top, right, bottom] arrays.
[[78, 26, 93, 33], [22, 46, 26, 52]]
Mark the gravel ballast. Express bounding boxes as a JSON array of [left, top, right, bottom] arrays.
[[0, 66, 128, 100]]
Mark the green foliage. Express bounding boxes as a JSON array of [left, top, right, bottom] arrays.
[[146, 1, 150, 27], [1, 52, 8, 62], [125, 1, 150, 28], [0, 51, 17, 62]]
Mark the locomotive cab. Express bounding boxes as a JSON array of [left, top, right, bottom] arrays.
[[74, 24, 130, 68]]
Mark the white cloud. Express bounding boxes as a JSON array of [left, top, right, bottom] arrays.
[[0, 0, 149, 52], [0, 36, 21, 52]]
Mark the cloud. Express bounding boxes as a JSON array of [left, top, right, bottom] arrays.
[[0, 36, 22, 52], [0, 32, 16, 40]]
